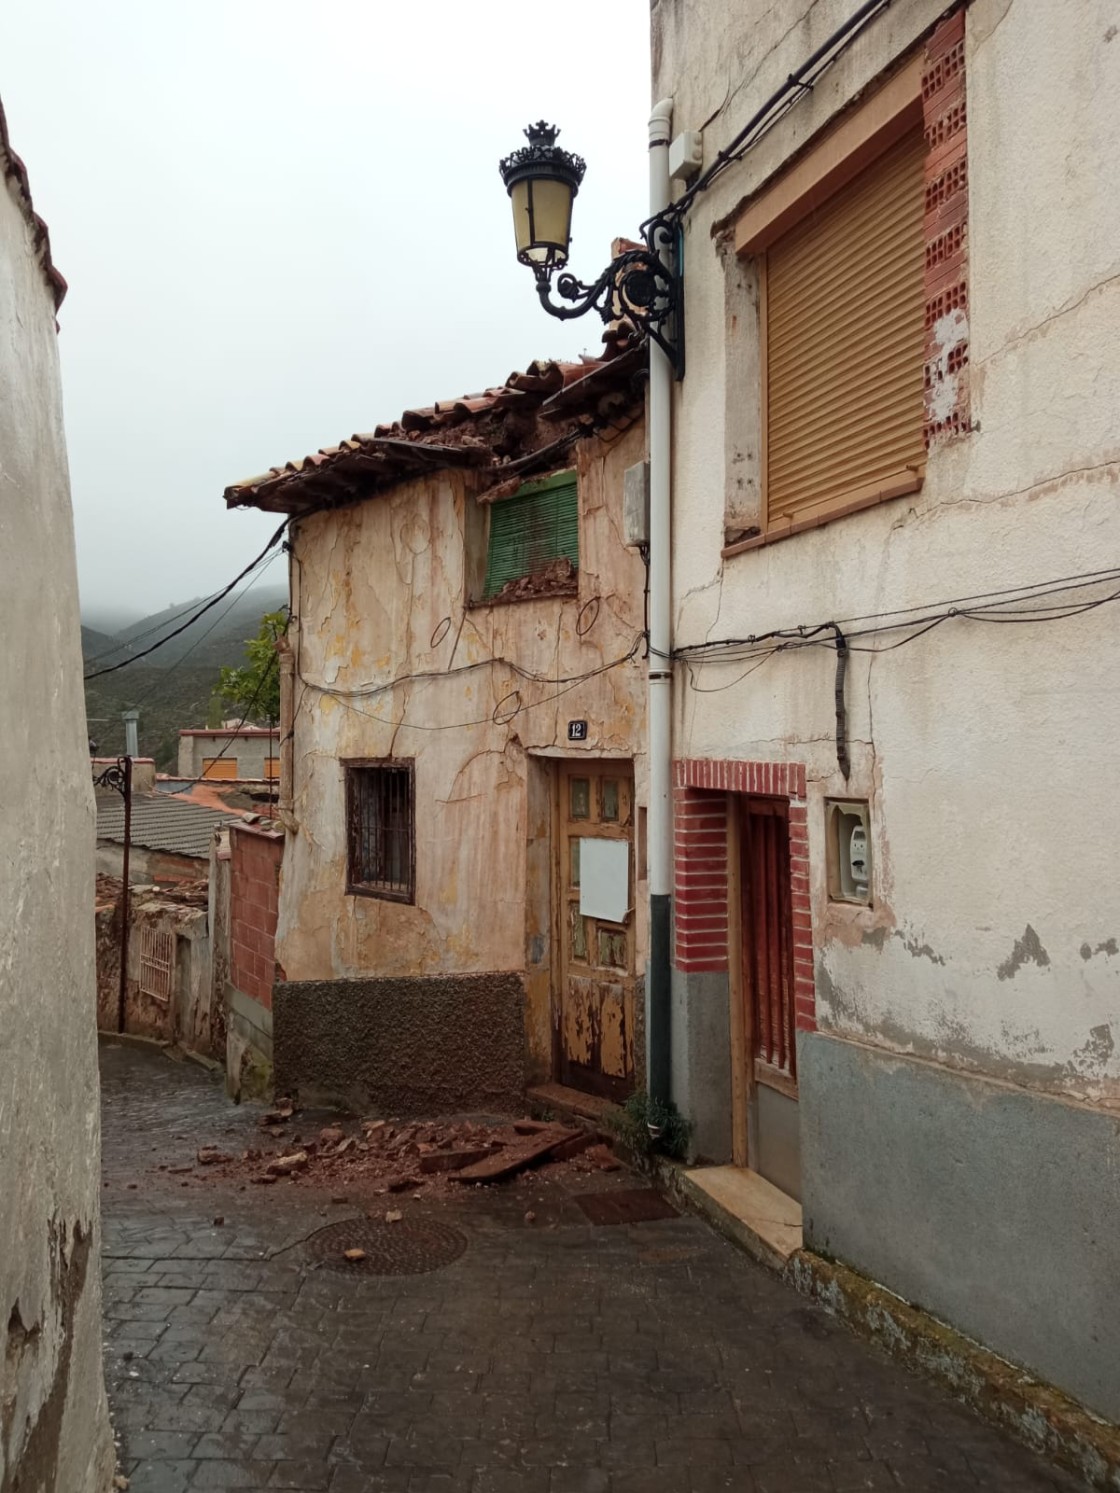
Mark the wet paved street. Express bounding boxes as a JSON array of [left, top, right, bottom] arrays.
[[100, 1041, 1085, 1492]]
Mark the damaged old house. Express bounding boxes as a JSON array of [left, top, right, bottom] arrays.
[[224, 337, 649, 1116]]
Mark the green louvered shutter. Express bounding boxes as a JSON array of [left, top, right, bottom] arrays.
[[483, 470, 579, 599]]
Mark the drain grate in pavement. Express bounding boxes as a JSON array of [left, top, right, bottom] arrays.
[[302, 1216, 467, 1275], [574, 1188, 679, 1225]]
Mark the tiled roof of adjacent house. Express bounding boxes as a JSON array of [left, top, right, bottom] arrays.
[[224, 332, 646, 514], [96, 796, 242, 860], [178, 727, 279, 738], [0, 97, 66, 310]]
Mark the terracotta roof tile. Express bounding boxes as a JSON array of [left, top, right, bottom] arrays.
[[225, 333, 646, 515], [0, 97, 66, 310]]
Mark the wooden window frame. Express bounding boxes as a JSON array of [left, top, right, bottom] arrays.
[[478, 469, 580, 605], [343, 758, 416, 904], [727, 57, 926, 558]]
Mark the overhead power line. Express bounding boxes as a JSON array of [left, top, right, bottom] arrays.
[[83, 521, 289, 682]]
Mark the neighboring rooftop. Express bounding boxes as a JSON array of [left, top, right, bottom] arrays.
[[96, 796, 242, 860], [224, 336, 646, 514], [0, 97, 66, 309], [178, 727, 279, 738]]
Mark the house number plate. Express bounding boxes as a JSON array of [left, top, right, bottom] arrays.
[[567, 720, 589, 741]]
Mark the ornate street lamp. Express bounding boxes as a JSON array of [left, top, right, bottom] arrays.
[[499, 122, 684, 378]]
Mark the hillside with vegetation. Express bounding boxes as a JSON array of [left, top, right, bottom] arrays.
[[83, 583, 287, 770]]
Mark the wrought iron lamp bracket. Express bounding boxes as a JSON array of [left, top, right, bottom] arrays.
[[534, 210, 684, 379], [94, 758, 129, 798]]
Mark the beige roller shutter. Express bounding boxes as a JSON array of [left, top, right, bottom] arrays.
[[764, 128, 926, 531]]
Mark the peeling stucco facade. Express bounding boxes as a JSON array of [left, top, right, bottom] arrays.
[[0, 112, 114, 1489], [655, 0, 1120, 1420], [270, 413, 648, 1105]]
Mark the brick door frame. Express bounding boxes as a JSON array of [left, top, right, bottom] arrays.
[[673, 757, 816, 1167]]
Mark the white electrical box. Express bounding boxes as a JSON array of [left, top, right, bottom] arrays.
[[669, 130, 703, 184], [826, 800, 872, 904]]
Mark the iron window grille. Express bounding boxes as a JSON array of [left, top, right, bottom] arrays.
[[483, 469, 579, 599], [345, 760, 415, 903]]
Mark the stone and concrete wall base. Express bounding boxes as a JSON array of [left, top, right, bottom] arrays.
[[273, 973, 526, 1116], [789, 1251, 1120, 1492], [638, 1147, 1120, 1491]]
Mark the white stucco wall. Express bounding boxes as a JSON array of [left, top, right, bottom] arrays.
[[654, 0, 1120, 1104], [0, 150, 114, 1484]]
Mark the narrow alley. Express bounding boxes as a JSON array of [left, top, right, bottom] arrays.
[[100, 1042, 1083, 1493]]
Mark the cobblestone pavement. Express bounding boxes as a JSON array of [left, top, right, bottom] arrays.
[[100, 1041, 1085, 1493]]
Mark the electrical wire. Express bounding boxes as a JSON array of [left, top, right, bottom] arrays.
[[653, 0, 895, 236], [680, 561, 1120, 656], [295, 634, 645, 735], [162, 650, 280, 796], [670, 566, 1120, 688], [83, 520, 289, 680], [123, 551, 285, 711], [297, 632, 645, 703], [80, 549, 275, 668]]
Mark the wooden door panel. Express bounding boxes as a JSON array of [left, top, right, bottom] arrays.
[[557, 762, 636, 1100]]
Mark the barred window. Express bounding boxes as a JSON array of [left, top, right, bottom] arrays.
[[344, 760, 414, 902]]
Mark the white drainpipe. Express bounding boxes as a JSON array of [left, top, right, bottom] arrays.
[[646, 96, 674, 1106]]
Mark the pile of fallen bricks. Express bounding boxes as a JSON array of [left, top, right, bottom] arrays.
[[167, 1104, 620, 1197]]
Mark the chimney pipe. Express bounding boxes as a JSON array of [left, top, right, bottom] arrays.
[[122, 710, 139, 759]]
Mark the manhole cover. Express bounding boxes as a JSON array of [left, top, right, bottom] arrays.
[[302, 1216, 467, 1275], [574, 1188, 679, 1225]]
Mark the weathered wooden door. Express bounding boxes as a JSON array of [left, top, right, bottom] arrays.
[[556, 762, 636, 1100], [739, 796, 801, 1199]]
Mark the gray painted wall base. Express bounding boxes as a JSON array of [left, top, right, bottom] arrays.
[[669, 966, 733, 1163], [799, 1031, 1120, 1423], [274, 973, 525, 1116]]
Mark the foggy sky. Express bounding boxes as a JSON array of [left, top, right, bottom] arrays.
[[2, 1, 649, 619]]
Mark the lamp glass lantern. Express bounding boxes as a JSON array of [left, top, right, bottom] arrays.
[[499, 122, 586, 271]]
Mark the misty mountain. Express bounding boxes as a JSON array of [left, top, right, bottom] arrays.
[[81, 606, 145, 637], [83, 583, 288, 671], [81, 625, 120, 661], [82, 582, 288, 769]]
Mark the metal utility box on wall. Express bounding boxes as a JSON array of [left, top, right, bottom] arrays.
[[623, 461, 649, 547], [826, 800, 872, 904]]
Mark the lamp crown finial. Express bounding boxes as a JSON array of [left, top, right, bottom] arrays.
[[524, 121, 560, 147]]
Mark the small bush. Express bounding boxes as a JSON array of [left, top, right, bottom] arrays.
[[610, 1089, 692, 1161]]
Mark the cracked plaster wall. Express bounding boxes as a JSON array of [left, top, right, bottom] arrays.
[[279, 422, 647, 1081], [0, 166, 113, 1487], [655, 0, 1120, 1107]]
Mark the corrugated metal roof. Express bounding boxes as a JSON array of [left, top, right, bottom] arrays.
[[96, 796, 241, 859]]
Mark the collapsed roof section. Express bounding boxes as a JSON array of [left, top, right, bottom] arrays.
[[224, 331, 646, 515]]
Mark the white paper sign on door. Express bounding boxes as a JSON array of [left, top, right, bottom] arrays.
[[579, 838, 629, 923]]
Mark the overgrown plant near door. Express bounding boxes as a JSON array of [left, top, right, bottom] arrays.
[[609, 1089, 693, 1160]]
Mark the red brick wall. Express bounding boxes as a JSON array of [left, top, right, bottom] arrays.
[[673, 758, 816, 1034], [922, 9, 970, 448], [229, 824, 283, 1011]]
